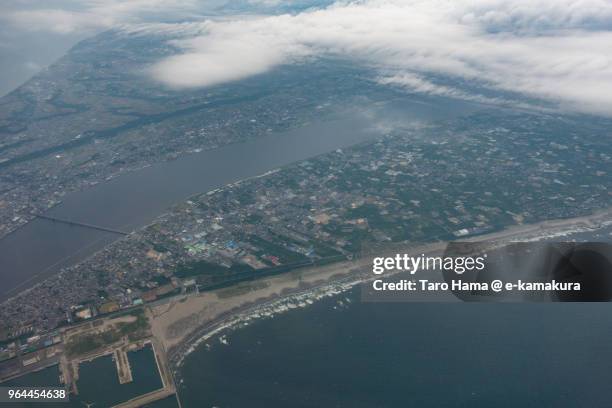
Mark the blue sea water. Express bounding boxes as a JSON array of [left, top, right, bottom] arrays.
[[178, 292, 612, 407], [177, 222, 612, 407], [5, 227, 611, 407]]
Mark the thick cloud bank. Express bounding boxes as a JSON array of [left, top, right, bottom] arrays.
[[149, 0, 612, 116]]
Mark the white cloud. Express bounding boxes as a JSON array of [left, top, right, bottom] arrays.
[[149, 20, 313, 88], [4, 0, 612, 115], [0, 0, 317, 35], [2, 0, 201, 34], [455, 0, 612, 33], [7, 9, 113, 34], [376, 73, 504, 106], [148, 0, 612, 116]]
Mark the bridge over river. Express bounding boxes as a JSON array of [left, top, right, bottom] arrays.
[[0, 114, 387, 302], [34, 214, 129, 236]]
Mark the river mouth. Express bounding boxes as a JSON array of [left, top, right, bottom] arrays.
[[0, 96, 480, 302]]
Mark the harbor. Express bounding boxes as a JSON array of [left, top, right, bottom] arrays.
[[1, 309, 180, 407]]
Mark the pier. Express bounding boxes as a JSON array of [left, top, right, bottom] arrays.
[[114, 349, 133, 384]]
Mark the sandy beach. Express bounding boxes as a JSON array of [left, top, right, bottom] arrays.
[[149, 257, 368, 352], [149, 207, 612, 363]]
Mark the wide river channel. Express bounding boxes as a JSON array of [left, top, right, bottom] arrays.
[[0, 97, 478, 301]]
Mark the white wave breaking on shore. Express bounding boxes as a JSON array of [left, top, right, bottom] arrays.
[[174, 275, 366, 368], [172, 214, 612, 371], [518, 219, 612, 242]]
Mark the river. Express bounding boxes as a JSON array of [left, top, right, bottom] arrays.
[[0, 115, 370, 301], [0, 96, 479, 301]]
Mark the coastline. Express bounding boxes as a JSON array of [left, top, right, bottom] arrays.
[[151, 206, 612, 373], [2, 207, 610, 395], [150, 257, 371, 365]]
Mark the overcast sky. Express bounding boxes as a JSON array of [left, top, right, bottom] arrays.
[[2, 0, 612, 116]]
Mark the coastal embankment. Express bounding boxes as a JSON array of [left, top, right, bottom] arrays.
[[150, 207, 612, 369]]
